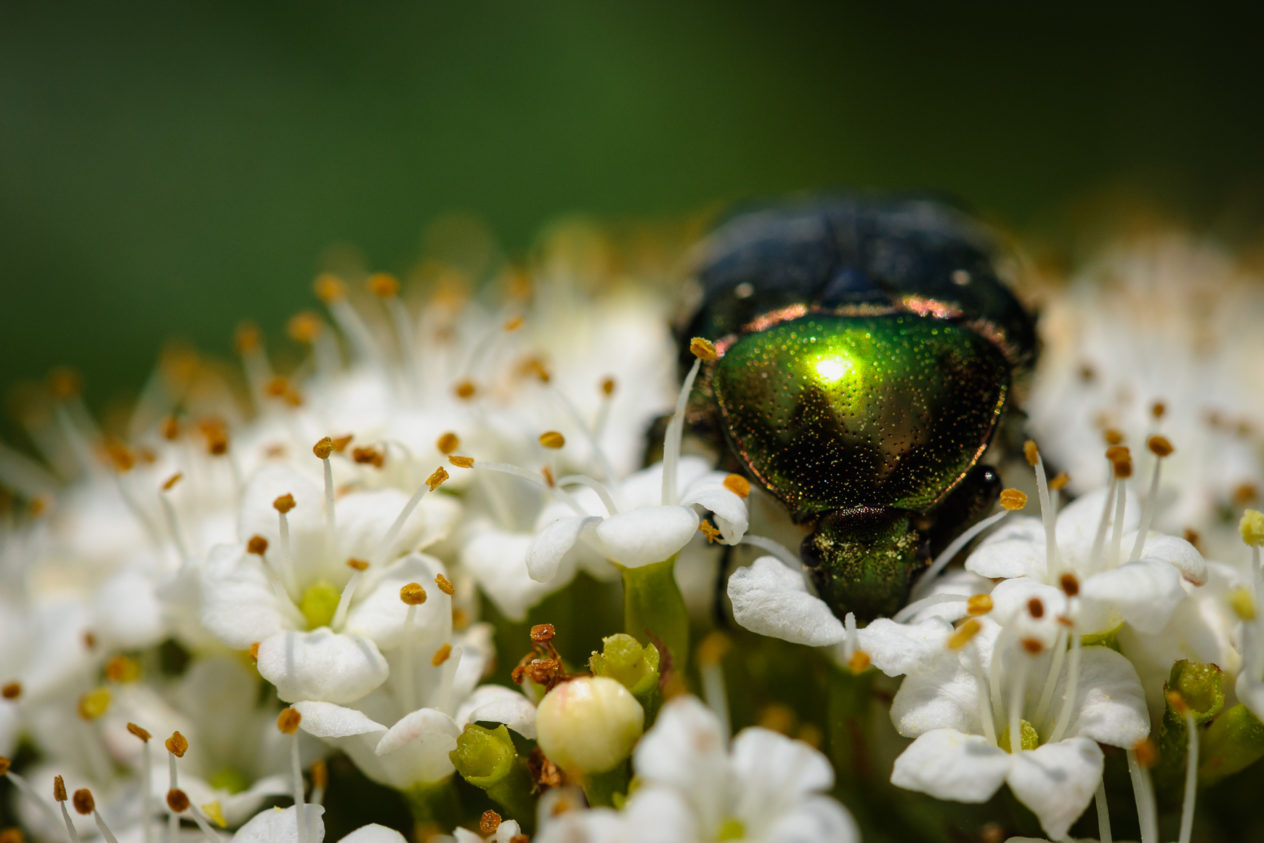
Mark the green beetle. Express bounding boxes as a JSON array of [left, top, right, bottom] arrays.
[[679, 196, 1036, 621]]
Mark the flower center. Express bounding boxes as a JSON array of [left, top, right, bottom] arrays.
[[299, 580, 341, 629], [999, 718, 1040, 753], [209, 768, 251, 794], [716, 817, 746, 840]]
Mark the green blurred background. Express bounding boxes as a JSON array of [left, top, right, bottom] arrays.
[[4, 1, 1263, 413]]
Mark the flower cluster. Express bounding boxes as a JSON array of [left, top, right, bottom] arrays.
[[1, 218, 1263, 843]]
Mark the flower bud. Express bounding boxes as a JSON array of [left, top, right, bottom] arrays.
[[536, 676, 644, 776]]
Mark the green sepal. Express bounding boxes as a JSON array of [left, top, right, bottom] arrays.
[[1155, 660, 1225, 796], [1079, 624, 1121, 652], [590, 633, 662, 720], [449, 724, 535, 829]]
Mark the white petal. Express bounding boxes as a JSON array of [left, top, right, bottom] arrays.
[[1005, 738, 1102, 841], [890, 729, 1011, 802], [680, 472, 749, 544], [1056, 486, 1138, 568], [199, 544, 288, 649], [593, 506, 699, 568], [456, 685, 538, 739], [891, 644, 988, 738], [633, 697, 728, 795], [1064, 647, 1150, 748], [292, 701, 387, 739], [460, 524, 552, 621], [338, 825, 408, 843], [1131, 532, 1207, 585], [93, 569, 166, 650], [760, 795, 859, 843], [375, 707, 461, 785], [231, 805, 325, 843], [727, 557, 845, 647], [731, 727, 834, 803], [1078, 560, 1183, 635], [854, 618, 952, 677], [343, 553, 449, 648], [257, 629, 389, 704], [527, 516, 597, 582], [966, 517, 1048, 579]]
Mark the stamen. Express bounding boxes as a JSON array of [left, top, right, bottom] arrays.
[[1088, 451, 1122, 572], [54, 775, 82, 843], [127, 723, 154, 843], [1109, 451, 1132, 566], [309, 760, 328, 807], [1046, 619, 1082, 745], [158, 474, 190, 568], [662, 339, 713, 505], [556, 475, 619, 516], [1024, 441, 1061, 575], [911, 509, 1011, 600], [73, 788, 118, 843], [329, 559, 370, 631], [398, 583, 428, 713], [697, 632, 731, 737], [0, 759, 62, 835], [313, 438, 337, 563], [1006, 647, 1032, 753], [1032, 625, 1069, 730], [273, 495, 300, 594], [1127, 742, 1159, 843], [374, 467, 448, 565], [1128, 435, 1174, 561], [593, 375, 616, 439], [368, 273, 421, 394], [276, 708, 308, 843], [314, 274, 383, 364], [1094, 779, 1114, 843]]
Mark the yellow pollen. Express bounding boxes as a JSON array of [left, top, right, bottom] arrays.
[[53, 775, 68, 801], [166, 731, 189, 757], [162, 472, 183, 491], [202, 802, 227, 828], [1103, 428, 1125, 446], [480, 810, 503, 835], [126, 722, 151, 742], [332, 434, 353, 453], [966, 594, 993, 615], [435, 573, 455, 595], [351, 446, 385, 467], [689, 336, 717, 361], [723, 473, 751, 498], [1229, 586, 1256, 621], [78, 688, 111, 720], [999, 488, 1027, 510], [1240, 510, 1264, 547], [400, 583, 428, 605], [276, 707, 302, 734], [314, 274, 347, 303], [246, 535, 269, 556], [287, 311, 324, 344], [104, 441, 135, 473], [273, 493, 297, 514], [848, 650, 872, 674], [454, 379, 477, 400], [699, 521, 722, 543], [538, 431, 566, 449], [313, 437, 335, 459], [1049, 472, 1070, 491], [449, 455, 475, 469], [166, 789, 190, 813], [72, 789, 94, 815], [105, 655, 141, 683], [1147, 435, 1174, 458], [1, 682, 20, 700], [437, 431, 460, 454], [426, 466, 449, 491], [432, 643, 453, 666], [248, 642, 260, 663], [948, 618, 982, 649], [1023, 440, 1039, 466], [697, 631, 731, 666], [503, 315, 524, 332], [367, 273, 400, 298], [347, 558, 370, 572], [600, 376, 616, 396]]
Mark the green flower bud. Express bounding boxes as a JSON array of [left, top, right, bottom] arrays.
[[590, 633, 661, 698], [536, 676, 644, 776]]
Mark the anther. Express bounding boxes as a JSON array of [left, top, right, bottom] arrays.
[[538, 431, 566, 450], [480, 810, 503, 835], [161, 415, 181, 441], [367, 273, 400, 298], [434, 573, 455, 596], [966, 594, 993, 615], [600, 376, 616, 396], [347, 558, 369, 572], [314, 274, 346, 303], [273, 493, 296, 514], [531, 624, 555, 644], [454, 380, 477, 400], [276, 707, 302, 735], [1235, 484, 1260, 505], [287, 312, 324, 344], [1049, 472, 1070, 491], [104, 441, 135, 473], [1147, 435, 1174, 458], [247, 535, 269, 556], [166, 789, 190, 813], [432, 644, 452, 666], [1133, 738, 1159, 767], [1, 682, 20, 700], [426, 466, 449, 491], [999, 488, 1027, 510], [126, 723, 151, 742], [1020, 638, 1044, 655], [699, 521, 721, 543], [71, 789, 94, 815], [541, 466, 555, 487], [723, 474, 751, 498], [234, 322, 262, 354], [1151, 400, 1167, 419], [165, 731, 188, 757], [53, 775, 68, 802], [947, 618, 982, 649], [49, 367, 82, 400], [1104, 428, 1125, 446], [437, 432, 459, 454], [1059, 572, 1080, 597], [77, 688, 110, 720], [400, 583, 428, 605], [449, 455, 474, 469], [249, 643, 260, 663], [160, 472, 182, 492], [1027, 597, 1045, 619], [1241, 510, 1264, 547], [1023, 440, 1039, 466], [312, 437, 335, 460], [0, 758, 10, 775], [503, 315, 524, 332], [848, 650, 871, 673], [690, 337, 717, 361], [351, 446, 385, 467], [104, 655, 140, 683]]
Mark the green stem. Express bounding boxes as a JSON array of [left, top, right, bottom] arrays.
[[582, 760, 631, 808], [826, 662, 875, 793], [404, 778, 462, 830], [621, 556, 689, 674]]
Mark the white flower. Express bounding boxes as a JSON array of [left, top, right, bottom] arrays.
[[232, 804, 409, 843], [890, 617, 1149, 840], [536, 695, 856, 843]]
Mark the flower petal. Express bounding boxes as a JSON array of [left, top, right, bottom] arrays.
[[727, 556, 845, 647], [1063, 646, 1150, 748], [527, 515, 597, 582], [1005, 738, 1102, 841], [890, 729, 1011, 802], [456, 685, 538, 739], [854, 618, 952, 677], [232, 804, 326, 843], [1078, 560, 1183, 635], [338, 825, 409, 843], [1131, 531, 1207, 586], [257, 628, 389, 704], [593, 506, 699, 568], [680, 472, 749, 544], [199, 543, 289, 649], [374, 707, 461, 785], [966, 516, 1048, 579], [292, 701, 388, 739]]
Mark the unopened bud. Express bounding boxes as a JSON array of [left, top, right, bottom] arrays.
[[535, 676, 644, 776]]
